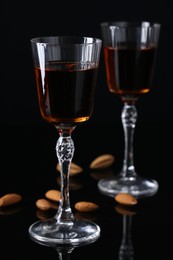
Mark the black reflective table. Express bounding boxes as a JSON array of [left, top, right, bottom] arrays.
[[0, 121, 172, 259]]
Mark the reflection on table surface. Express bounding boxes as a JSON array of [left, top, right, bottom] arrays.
[[0, 122, 172, 259]]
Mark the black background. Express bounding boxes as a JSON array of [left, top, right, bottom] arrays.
[[0, 1, 173, 259], [1, 0, 173, 126]]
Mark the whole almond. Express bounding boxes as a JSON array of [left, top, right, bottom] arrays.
[[36, 198, 58, 211], [0, 193, 22, 207], [56, 162, 83, 176], [45, 189, 61, 202], [74, 201, 99, 212], [115, 193, 137, 206], [89, 154, 115, 169]]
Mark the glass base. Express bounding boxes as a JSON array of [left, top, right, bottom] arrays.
[[29, 217, 100, 247], [97, 175, 159, 199]]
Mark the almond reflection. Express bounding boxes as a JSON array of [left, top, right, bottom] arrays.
[[56, 176, 83, 190], [90, 169, 114, 180]]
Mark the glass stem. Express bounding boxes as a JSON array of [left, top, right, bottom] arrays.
[[55, 129, 75, 222], [55, 246, 74, 260], [121, 103, 137, 178], [119, 215, 134, 259]]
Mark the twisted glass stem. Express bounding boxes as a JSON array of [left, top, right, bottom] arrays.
[[121, 103, 137, 178], [55, 130, 75, 222]]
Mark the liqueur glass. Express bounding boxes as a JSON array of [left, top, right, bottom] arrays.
[[29, 36, 102, 246], [98, 21, 161, 198]]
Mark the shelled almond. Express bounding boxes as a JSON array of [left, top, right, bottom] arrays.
[[56, 162, 83, 176], [74, 201, 99, 212], [114, 193, 137, 206], [36, 198, 58, 211], [45, 189, 61, 202], [0, 193, 22, 207], [89, 154, 115, 169]]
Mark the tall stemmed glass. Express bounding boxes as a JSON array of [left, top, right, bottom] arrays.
[[29, 36, 102, 246], [98, 21, 161, 198]]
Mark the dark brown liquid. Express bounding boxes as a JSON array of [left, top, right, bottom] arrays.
[[35, 62, 98, 125], [104, 47, 156, 101]]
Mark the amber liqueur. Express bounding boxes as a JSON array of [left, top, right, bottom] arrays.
[[104, 46, 157, 97], [35, 62, 98, 124]]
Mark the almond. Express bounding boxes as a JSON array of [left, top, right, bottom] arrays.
[[0, 193, 22, 207], [115, 193, 137, 206], [36, 198, 58, 211], [89, 154, 115, 169], [74, 201, 99, 212], [56, 162, 83, 176], [45, 189, 61, 202]]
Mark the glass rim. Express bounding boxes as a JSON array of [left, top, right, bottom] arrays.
[[100, 21, 161, 29], [30, 35, 102, 46]]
